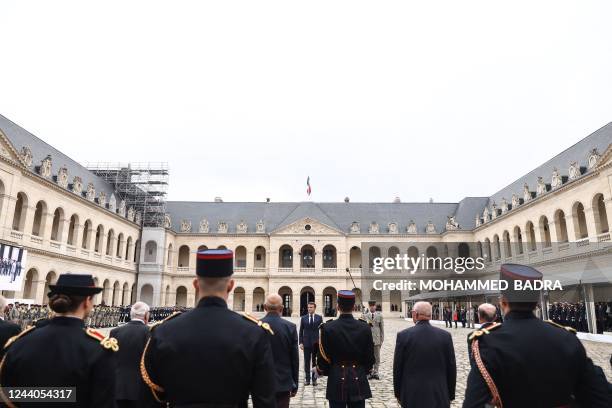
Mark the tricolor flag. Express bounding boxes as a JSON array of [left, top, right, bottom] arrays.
[[306, 176, 312, 196]]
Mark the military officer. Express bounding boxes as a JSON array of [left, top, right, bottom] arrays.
[[141, 249, 276, 407], [362, 300, 384, 380], [317, 290, 375, 408], [463, 264, 610, 407], [0, 273, 118, 407]]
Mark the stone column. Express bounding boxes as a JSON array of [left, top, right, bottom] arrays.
[[72, 223, 83, 248], [564, 214, 577, 243], [34, 279, 47, 305], [315, 249, 323, 271], [2, 195, 17, 233], [20, 205, 35, 236], [292, 292, 300, 317], [382, 290, 391, 316], [246, 249, 254, 271], [583, 207, 598, 242], [293, 249, 300, 273], [245, 291, 254, 313]]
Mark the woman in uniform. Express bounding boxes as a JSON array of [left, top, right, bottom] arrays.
[[0, 273, 118, 407]]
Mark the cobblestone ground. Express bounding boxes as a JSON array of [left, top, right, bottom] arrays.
[[287, 317, 612, 408], [104, 317, 612, 407]]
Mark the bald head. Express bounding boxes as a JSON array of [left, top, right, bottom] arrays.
[[264, 294, 284, 315], [413, 301, 432, 321], [478, 303, 497, 323]]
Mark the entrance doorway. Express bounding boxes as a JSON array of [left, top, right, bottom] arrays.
[[300, 290, 315, 316]]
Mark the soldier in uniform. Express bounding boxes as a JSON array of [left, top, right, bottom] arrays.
[[141, 249, 276, 407], [362, 300, 384, 380], [317, 290, 375, 408], [463, 264, 610, 407], [0, 273, 118, 407]]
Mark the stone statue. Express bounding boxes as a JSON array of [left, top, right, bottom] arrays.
[[483, 206, 490, 222], [350, 221, 360, 233], [588, 148, 600, 169], [536, 176, 546, 196], [406, 221, 417, 234], [72, 176, 83, 194], [20, 146, 33, 167], [108, 194, 117, 212], [98, 191, 107, 208], [217, 221, 228, 233], [118, 200, 126, 217], [369, 222, 379, 234], [446, 216, 459, 230], [388, 222, 398, 234], [425, 220, 436, 234], [40, 155, 52, 178], [256, 219, 265, 233], [127, 207, 135, 222], [164, 214, 172, 229], [491, 203, 498, 220], [57, 166, 68, 188], [237, 220, 248, 233], [475, 214, 481, 227], [199, 219, 209, 233], [568, 161, 580, 180], [180, 219, 192, 233], [551, 168, 562, 189], [86, 182, 96, 201], [523, 183, 531, 202], [511, 194, 520, 208], [500, 198, 508, 214], [135, 212, 142, 225]]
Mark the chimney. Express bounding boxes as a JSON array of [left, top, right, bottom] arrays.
[[393, 196, 401, 203], [266, 198, 270, 203], [214, 197, 223, 203]]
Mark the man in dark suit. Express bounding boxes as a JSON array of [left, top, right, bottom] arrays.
[[261, 293, 299, 408], [110, 301, 151, 408], [0, 295, 21, 348], [299, 301, 322, 385], [394, 301, 456, 408], [467, 303, 496, 353]]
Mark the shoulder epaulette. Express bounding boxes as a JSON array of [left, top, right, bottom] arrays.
[[545, 320, 577, 334], [241, 312, 274, 335], [85, 328, 119, 352], [359, 316, 373, 326], [3, 326, 35, 350], [468, 322, 502, 341], [149, 311, 182, 332]]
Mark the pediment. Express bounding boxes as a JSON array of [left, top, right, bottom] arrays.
[[0, 130, 27, 167], [272, 217, 344, 235]]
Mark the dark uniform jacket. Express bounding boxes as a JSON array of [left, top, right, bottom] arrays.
[[261, 313, 299, 393], [317, 314, 375, 402], [110, 319, 150, 403], [393, 320, 456, 408], [463, 311, 611, 408], [299, 313, 322, 348], [0, 316, 117, 408], [141, 296, 276, 407], [0, 318, 20, 348]]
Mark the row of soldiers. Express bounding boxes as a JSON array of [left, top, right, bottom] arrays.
[[549, 301, 612, 333]]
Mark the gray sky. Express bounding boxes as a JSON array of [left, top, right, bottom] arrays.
[[1, 1, 610, 203]]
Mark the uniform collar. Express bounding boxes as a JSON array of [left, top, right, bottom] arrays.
[[197, 296, 228, 308], [339, 313, 353, 319], [504, 310, 536, 320], [51, 316, 85, 327]]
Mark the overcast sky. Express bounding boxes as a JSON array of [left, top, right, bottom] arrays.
[[1, 1, 611, 203]]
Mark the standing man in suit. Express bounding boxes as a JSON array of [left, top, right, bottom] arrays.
[[299, 301, 322, 386], [363, 300, 384, 380], [261, 294, 299, 408], [0, 295, 21, 348], [393, 301, 456, 408], [110, 301, 151, 408]]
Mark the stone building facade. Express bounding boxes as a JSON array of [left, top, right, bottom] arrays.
[[1, 114, 611, 333]]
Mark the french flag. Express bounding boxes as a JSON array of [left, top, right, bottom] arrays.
[[306, 176, 312, 196]]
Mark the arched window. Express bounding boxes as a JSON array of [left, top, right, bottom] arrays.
[[513, 226, 524, 254], [554, 210, 568, 242], [539, 216, 552, 247], [176, 286, 188, 307], [144, 240, 157, 263], [235, 246, 247, 267], [572, 202, 589, 239], [503, 230, 512, 258], [31, 201, 46, 237], [12, 192, 28, 231], [254, 246, 266, 267], [301, 245, 315, 268], [458, 242, 470, 258], [133, 240, 140, 263], [67, 214, 79, 245], [493, 235, 501, 259], [323, 245, 337, 268], [125, 236, 132, 260], [178, 245, 190, 268], [105, 229, 115, 255], [484, 238, 492, 262], [94, 225, 104, 252], [349, 246, 362, 268], [166, 244, 173, 266], [368, 246, 381, 268], [82, 220, 92, 249], [279, 245, 293, 268], [50, 208, 65, 241], [116, 233, 124, 258], [592, 193, 609, 234], [526, 221, 536, 251]]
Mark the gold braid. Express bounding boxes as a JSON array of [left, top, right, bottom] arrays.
[[139, 337, 164, 403], [471, 338, 503, 408]]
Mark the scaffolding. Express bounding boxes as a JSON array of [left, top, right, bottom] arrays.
[[85, 162, 169, 227]]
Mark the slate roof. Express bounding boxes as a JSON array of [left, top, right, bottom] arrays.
[[0, 114, 117, 198]]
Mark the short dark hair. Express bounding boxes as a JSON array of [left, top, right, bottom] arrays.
[[308, 302, 316, 307], [338, 303, 353, 313], [507, 301, 537, 313]]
